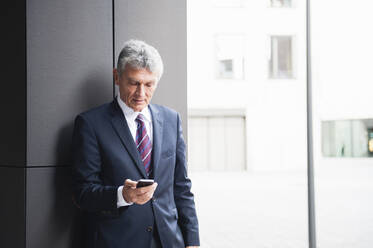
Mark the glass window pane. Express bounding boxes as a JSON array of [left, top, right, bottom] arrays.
[[322, 119, 373, 157], [313, 1, 373, 247], [188, 0, 308, 247], [215, 35, 245, 80], [269, 36, 293, 79]]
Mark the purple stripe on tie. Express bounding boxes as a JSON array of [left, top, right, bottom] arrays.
[[136, 123, 145, 141], [142, 149, 152, 161], [139, 138, 151, 154], [137, 133, 148, 148], [143, 154, 152, 171], [135, 114, 152, 174]]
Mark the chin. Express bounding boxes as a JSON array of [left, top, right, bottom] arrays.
[[133, 106, 145, 112], [134, 103, 147, 110]]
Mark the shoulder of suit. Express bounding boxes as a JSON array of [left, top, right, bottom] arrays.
[[76, 102, 112, 121], [76, 102, 182, 123], [150, 103, 179, 118]]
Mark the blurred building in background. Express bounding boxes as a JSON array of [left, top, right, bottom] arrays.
[[187, 0, 307, 172], [187, 0, 373, 247]]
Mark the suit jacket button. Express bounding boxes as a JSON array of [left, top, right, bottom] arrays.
[[147, 226, 153, 232]]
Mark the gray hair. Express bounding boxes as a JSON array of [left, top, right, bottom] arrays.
[[117, 39, 164, 81]]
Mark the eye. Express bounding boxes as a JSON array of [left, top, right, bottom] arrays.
[[128, 80, 137, 86]]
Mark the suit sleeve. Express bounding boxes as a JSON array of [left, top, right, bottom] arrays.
[[173, 113, 200, 246], [72, 114, 118, 212]]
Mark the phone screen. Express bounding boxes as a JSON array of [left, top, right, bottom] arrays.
[[136, 179, 154, 188]]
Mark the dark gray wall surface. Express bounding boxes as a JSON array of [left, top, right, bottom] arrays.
[[114, 0, 188, 137], [1, 1, 188, 248], [27, 0, 114, 167], [26, 167, 82, 248], [0, 167, 25, 248], [0, 1, 26, 166]]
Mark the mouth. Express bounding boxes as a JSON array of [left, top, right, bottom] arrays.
[[133, 99, 145, 104]]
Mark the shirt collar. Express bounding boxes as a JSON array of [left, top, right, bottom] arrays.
[[116, 94, 152, 123]]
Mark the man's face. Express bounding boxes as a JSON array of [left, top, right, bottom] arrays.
[[114, 65, 158, 112]]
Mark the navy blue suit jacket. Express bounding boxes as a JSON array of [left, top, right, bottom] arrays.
[[72, 99, 199, 248]]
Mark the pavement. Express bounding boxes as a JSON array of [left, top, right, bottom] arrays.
[[189, 168, 373, 248]]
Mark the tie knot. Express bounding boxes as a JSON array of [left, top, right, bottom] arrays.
[[136, 114, 145, 124]]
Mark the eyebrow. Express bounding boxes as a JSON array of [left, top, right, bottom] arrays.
[[128, 77, 155, 84]]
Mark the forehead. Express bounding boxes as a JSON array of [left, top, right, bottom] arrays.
[[123, 66, 158, 82]]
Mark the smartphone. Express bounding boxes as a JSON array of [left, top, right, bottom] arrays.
[[136, 179, 154, 188]]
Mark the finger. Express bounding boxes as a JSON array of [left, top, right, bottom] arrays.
[[147, 191, 154, 199], [125, 179, 138, 188], [134, 195, 148, 205], [122, 187, 135, 203], [137, 182, 158, 194], [143, 183, 157, 195], [136, 186, 150, 194], [131, 191, 148, 204], [138, 193, 153, 204], [135, 191, 147, 197], [125, 179, 137, 186], [152, 182, 158, 190]]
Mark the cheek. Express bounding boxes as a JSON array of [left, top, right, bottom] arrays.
[[122, 87, 134, 98], [146, 89, 155, 98]]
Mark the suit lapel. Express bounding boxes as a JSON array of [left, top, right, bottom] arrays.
[[109, 100, 147, 178], [149, 104, 163, 180]]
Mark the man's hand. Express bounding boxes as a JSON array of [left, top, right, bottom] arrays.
[[122, 179, 157, 205], [186, 246, 199, 248]]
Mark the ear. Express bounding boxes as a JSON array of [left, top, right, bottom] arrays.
[[113, 68, 119, 85]]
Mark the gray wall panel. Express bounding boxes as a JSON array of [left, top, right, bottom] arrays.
[[27, 0, 114, 166], [0, 167, 25, 248], [0, 1, 26, 166], [114, 0, 188, 138], [26, 167, 82, 248]]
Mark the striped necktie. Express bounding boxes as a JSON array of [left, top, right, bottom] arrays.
[[135, 114, 152, 175]]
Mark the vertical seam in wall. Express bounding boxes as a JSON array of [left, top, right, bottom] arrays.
[[24, 167, 27, 248], [112, 0, 116, 99], [24, 0, 28, 246], [25, 0, 29, 168]]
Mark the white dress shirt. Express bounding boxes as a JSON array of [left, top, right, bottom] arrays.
[[116, 94, 153, 207]]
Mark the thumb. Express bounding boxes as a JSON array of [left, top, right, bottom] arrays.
[[124, 179, 137, 188]]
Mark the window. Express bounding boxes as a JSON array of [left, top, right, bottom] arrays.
[[189, 1, 308, 247], [189, 0, 373, 247], [271, 0, 292, 8], [322, 119, 373, 157], [269, 36, 294, 79], [215, 35, 245, 79]]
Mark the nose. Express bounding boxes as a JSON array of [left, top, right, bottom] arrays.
[[136, 84, 145, 97]]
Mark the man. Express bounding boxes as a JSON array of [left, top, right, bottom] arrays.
[[72, 40, 200, 248]]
